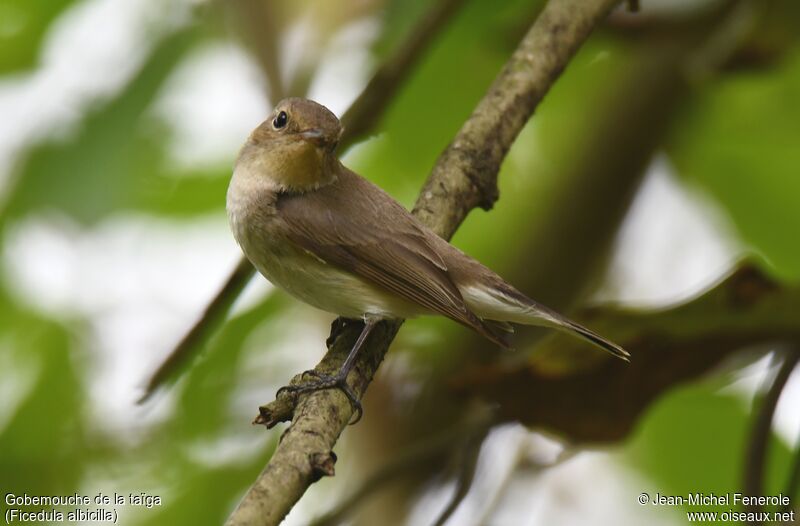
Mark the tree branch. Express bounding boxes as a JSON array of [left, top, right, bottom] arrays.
[[743, 348, 800, 520], [782, 427, 800, 513], [226, 1, 621, 524], [141, 0, 468, 401], [340, 0, 469, 144], [309, 409, 494, 526], [452, 264, 800, 443], [229, 0, 287, 105], [411, 0, 620, 236], [432, 426, 486, 526]]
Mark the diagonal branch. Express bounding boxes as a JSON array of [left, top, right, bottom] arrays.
[[743, 348, 800, 518], [452, 264, 800, 443], [783, 427, 800, 513], [432, 425, 487, 526], [340, 0, 469, 144], [309, 409, 494, 526], [226, 1, 622, 525], [230, 0, 287, 105], [140, 0, 469, 401]]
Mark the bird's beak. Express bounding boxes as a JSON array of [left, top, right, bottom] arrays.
[[300, 129, 327, 145], [300, 128, 339, 151]]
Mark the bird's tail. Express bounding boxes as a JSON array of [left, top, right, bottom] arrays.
[[550, 316, 630, 362], [460, 284, 629, 361]]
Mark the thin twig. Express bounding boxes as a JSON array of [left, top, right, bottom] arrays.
[[140, 0, 466, 402], [432, 426, 488, 526], [139, 256, 255, 402], [230, 0, 286, 104], [743, 348, 800, 522], [475, 442, 577, 523], [472, 439, 527, 525], [782, 426, 800, 514], [339, 0, 468, 144], [310, 411, 494, 526], [226, 1, 621, 524]]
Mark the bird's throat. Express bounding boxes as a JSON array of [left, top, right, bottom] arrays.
[[277, 141, 337, 192], [235, 138, 337, 195]]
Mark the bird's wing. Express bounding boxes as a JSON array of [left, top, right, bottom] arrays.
[[275, 169, 510, 347]]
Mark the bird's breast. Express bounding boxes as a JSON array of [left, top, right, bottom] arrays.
[[244, 234, 423, 319], [226, 167, 423, 319]]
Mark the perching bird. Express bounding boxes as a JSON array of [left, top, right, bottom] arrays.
[[226, 98, 628, 416]]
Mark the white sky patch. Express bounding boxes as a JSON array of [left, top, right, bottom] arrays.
[[186, 432, 273, 470], [410, 424, 560, 525], [522, 451, 678, 526], [307, 17, 379, 116], [152, 41, 270, 171], [596, 156, 741, 307], [405, 426, 675, 526], [2, 212, 240, 432], [0, 0, 193, 200], [281, 14, 317, 95], [600, 157, 799, 453], [774, 364, 800, 446], [721, 352, 800, 448], [613, 0, 725, 18]]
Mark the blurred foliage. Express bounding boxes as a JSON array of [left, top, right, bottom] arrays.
[[669, 47, 800, 282], [0, 290, 85, 494], [0, 0, 77, 73], [628, 374, 793, 515], [1, 25, 232, 225], [1, 0, 799, 524]]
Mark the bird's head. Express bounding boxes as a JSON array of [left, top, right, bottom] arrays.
[[236, 98, 343, 193]]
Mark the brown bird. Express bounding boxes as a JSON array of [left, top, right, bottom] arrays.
[[226, 98, 628, 417]]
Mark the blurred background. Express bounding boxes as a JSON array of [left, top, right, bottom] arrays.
[[1, 0, 799, 524]]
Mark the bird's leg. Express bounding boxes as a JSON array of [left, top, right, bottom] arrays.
[[277, 317, 379, 424]]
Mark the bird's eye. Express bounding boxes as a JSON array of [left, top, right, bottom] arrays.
[[273, 111, 288, 129]]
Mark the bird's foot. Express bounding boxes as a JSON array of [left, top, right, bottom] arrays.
[[276, 370, 363, 425]]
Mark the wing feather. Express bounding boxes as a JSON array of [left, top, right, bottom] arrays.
[[275, 169, 510, 347]]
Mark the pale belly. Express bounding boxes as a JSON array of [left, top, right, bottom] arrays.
[[227, 173, 425, 319], [244, 237, 425, 320]]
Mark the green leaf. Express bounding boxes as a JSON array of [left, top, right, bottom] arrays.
[[0, 295, 86, 495], [2, 26, 204, 224], [170, 293, 288, 439], [626, 377, 793, 516], [347, 0, 551, 208], [0, 0, 77, 73], [669, 47, 800, 282]]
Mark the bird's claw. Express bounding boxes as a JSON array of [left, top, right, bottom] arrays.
[[275, 370, 363, 425]]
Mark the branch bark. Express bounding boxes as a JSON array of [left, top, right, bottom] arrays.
[[226, 1, 621, 524]]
